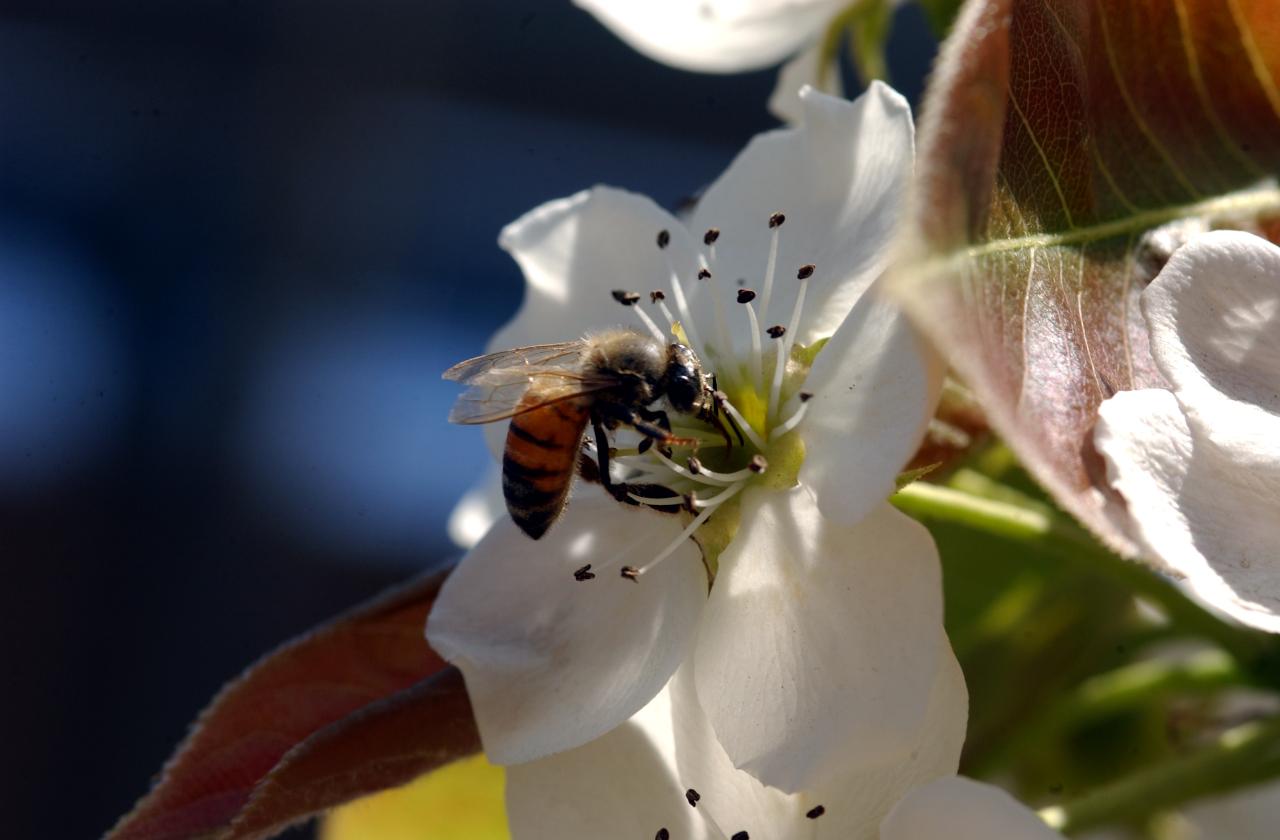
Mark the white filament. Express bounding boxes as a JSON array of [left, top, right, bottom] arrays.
[[769, 272, 809, 425], [662, 250, 704, 359], [742, 300, 764, 394], [770, 399, 810, 440], [633, 481, 744, 577], [758, 223, 781, 327], [768, 336, 788, 427], [630, 303, 666, 342], [653, 297, 677, 330], [652, 449, 760, 486]]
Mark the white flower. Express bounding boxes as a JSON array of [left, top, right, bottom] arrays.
[[1094, 231, 1280, 633], [506, 652, 967, 840], [882, 776, 1065, 840], [573, 0, 886, 122], [573, 0, 849, 75], [427, 84, 954, 795]]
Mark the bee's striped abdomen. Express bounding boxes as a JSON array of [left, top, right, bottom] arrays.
[[502, 392, 590, 539]]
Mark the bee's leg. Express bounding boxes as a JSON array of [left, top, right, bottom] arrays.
[[598, 403, 696, 450], [710, 389, 746, 448], [636, 406, 672, 433], [591, 411, 626, 501]]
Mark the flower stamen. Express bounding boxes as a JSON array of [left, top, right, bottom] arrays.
[[770, 391, 813, 440], [649, 290, 677, 331], [767, 263, 813, 426], [758, 211, 785, 326], [716, 390, 767, 451], [627, 490, 685, 507], [737, 288, 764, 393], [698, 263, 735, 378], [767, 324, 789, 427], [612, 289, 665, 341], [650, 449, 743, 486], [657, 229, 703, 357], [629, 481, 744, 578]]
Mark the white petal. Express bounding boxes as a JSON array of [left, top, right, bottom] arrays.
[[447, 464, 505, 549], [1095, 234, 1280, 632], [479, 186, 699, 458], [505, 687, 718, 840], [768, 43, 843, 125], [426, 493, 707, 763], [674, 638, 966, 840], [828, 643, 968, 839], [1142, 230, 1280, 422], [573, 0, 841, 74], [798, 279, 944, 526], [1182, 778, 1280, 840], [668, 665, 799, 838], [688, 84, 914, 351], [692, 488, 945, 792], [1095, 389, 1280, 632], [880, 777, 1064, 840]]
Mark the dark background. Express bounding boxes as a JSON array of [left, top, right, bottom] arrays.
[[0, 2, 935, 836]]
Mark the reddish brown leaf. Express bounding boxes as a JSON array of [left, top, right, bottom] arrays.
[[227, 668, 477, 840], [895, 0, 1280, 552], [107, 566, 470, 840]]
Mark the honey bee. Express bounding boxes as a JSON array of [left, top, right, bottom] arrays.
[[444, 326, 733, 539]]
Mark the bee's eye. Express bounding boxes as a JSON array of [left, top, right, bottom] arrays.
[[668, 373, 698, 410]]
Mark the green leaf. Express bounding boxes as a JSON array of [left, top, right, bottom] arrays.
[[819, 0, 894, 86], [917, 0, 967, 38], [849, 0, 894, 84], [892, 0, 1280, 554]]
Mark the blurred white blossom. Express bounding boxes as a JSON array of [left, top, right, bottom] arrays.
[[1095, 231, 1280, 632], [573, 0, 901, 121]]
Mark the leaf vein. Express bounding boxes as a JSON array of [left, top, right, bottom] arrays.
[[1095, 0, 1203, 200], [951, 184, 1280, 266], [1174, 0, 1269, 179], [1227, 0, 1280, 124], [1009, 90, 1076, 228]]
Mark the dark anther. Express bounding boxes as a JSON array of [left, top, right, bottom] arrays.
[[687, 456, 703, 475], [657, 229, 671, 249], [703, 228, 720, 245], [656, 830, 670, 840], [685, 788, 701, 807], [799, 391, 814, 402], [697, 267, 712, 280], [573, 564, 595, 582], [612, 289, 641, 306], [620, 566, 640, 582], [650, 290, 666, 303], [748, 454, 768, 473], [768, 211, 786, 228], [806, 804, 826, 819], [766, 324, 786, 339], [797, 263, 816, 280], [731, 832, 750, 840], [638, 437, 654, 454], [736, 288, 757, 304]]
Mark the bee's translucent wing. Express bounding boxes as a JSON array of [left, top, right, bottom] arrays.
[[443, 341, 585, 383], [444, 340, 614, 425], [448, 376, 615, 425]]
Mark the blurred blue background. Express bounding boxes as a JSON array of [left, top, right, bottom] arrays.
[[0, 1, 935, 836]]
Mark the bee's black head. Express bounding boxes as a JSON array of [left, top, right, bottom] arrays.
[[664, 344, 704, 413]]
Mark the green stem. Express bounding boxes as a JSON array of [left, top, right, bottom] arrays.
[[1041, 715, 1280, 834], [1051, 650, 1243, 729], [890, 481, 1267, 666], [973, 651, 1246, 774]]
